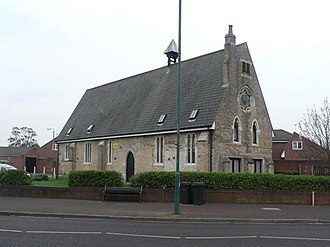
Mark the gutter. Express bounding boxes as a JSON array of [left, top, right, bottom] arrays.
[[57, 127, 214, 144]]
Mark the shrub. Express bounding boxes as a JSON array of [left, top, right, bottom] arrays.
[[31, 173, 49, 181], [130, 171, 176, 188], [0, 170, 32, 185], [68, 170, 123, 187], [129, 171, 330, 191]]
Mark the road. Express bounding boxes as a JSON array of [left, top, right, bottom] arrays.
[[0, 215, 329, 247]]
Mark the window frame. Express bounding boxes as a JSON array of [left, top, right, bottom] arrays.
[[66, 128, 73, 136], [52, 143, 58, 151], [107, 141, 112, 165], [292, 141, 303, 150], [233, 117, 240, 143], [252, 121, 259, 145], [87, 125, 94, 134], [156, 136, 164, 164], [84, 141, 92, 164], [64, 144, 70, 161], [187, 134, 196, 164], [230, 158, 241, 173], [254, 159, 262, 173], [189, 110, 199, 122], [242, 61, 251, 76], [158, 114, 167, 125]]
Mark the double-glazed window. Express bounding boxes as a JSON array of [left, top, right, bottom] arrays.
[[156, 136, 164, 164], [84, 142, 92, 164], [187, 134, 196, 163]]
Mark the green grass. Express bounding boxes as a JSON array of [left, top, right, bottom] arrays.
[[32, 178, 69, 188]]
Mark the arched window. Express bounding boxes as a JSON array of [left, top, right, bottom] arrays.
[[252, 121, 258, 145], [187, 134, 196, 163], [233, 118, 240, 142]]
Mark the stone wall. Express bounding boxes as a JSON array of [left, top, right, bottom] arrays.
[[58, 132, 212, 179]]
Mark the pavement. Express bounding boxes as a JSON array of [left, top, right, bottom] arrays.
[[0, 196, 329, 223]]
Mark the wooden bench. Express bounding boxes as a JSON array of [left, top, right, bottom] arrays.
[[103, 186, 143, 203]]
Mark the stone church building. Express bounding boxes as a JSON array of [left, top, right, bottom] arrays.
[[56, 26, 273, 181]]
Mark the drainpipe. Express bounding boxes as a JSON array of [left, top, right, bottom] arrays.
[[208, 129, 214, 172]]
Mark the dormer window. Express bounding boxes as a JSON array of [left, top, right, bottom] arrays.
[[158, 114, 167, 125], [87, 125, 94, 134], [66, 128, 73, 136], [189, 110, 199, 122]]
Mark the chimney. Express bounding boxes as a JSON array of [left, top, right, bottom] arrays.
[[164, 40, 178, 66], [225, 25, 236, 44], [223, 25, 236, 84]]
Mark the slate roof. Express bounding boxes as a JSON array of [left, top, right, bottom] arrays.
[[272, 129, 292, 142], [57, 44, 246, 142], [0, 147, 33, 157]]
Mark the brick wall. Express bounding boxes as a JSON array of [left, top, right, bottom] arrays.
[[1, 186, 328, 206]]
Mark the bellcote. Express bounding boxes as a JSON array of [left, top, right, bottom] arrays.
[[164, 39, 178, 66]]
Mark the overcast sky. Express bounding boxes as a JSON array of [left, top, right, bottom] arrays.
[[1, 0, 329, 147]]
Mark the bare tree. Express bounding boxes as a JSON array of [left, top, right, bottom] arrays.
[[298, 98, 330, 164], [7, 127, 39, 148]]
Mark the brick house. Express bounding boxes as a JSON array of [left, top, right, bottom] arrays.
[[35, 139, 58, 175], [272, 129, 329, 175], [56, 26, 273, 181], [0, 146, 38, 172]]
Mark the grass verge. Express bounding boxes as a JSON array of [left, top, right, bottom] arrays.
[[32, 178, 69, 188]]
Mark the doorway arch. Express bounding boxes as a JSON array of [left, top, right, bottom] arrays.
[[126, 151, 135, 182]]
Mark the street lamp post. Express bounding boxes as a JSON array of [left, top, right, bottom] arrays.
[[174, 0, 182, 215], [47, 128, 55, 139]]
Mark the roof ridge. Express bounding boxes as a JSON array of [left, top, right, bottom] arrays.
[[87, 43, 246, 91]]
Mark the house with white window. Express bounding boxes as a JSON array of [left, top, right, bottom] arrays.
[[272, 129, 329, 175], [56, 26, 273, 181]]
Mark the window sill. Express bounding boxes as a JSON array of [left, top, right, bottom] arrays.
[[153, 163, 164, 166], [184, 163, 197, 166]]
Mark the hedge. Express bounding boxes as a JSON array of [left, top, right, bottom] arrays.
[[129, 171, 330, 191], [0, 170, 32, 185], [68, 170, 123, 187]]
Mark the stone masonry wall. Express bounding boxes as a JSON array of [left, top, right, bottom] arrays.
[[58, 131, 211, 178]]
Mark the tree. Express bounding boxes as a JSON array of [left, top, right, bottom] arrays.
[[298, 98, 330, 164], [7, 127, 39, 148]]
